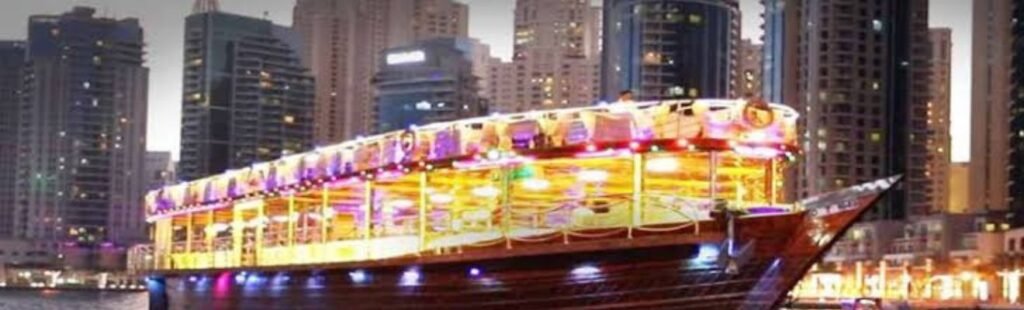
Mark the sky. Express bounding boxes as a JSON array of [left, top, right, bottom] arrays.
[[0, 0, 972, 162]]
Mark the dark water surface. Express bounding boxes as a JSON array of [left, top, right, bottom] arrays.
[[0, 290, 147, 310]]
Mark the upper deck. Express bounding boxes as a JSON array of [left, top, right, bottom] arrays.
[[145, 99, 800, 271]]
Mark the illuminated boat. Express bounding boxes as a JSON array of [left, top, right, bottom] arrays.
[[144, 99, 898, 309]]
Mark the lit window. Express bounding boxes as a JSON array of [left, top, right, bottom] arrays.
[[872, 20, 883, 32], [689, 14, 702, 24], [283, 115, 295, 123]]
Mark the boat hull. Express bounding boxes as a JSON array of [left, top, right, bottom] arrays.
[[149, 177, 898, 310]]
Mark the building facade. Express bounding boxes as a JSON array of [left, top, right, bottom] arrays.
[[15, 7, 148, 245], [178, 7, 315, 181], [1011, 0, 1024, 226], [293, 0, 469, 146], [949, 162, 969, 214], [0, 41, 24, 238], [488, 0, 601, 113], [928, 28, 952, 215], [738, 39, 763, 99], [761, 0, 799, 105], [602, 0, 740, 101], [373, 38, 487, 133], [972, 0, 1013, 215], [143, 151, 175, 191], [790, 0, 931, 220]]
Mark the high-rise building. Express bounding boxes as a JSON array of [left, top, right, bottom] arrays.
[[0, 41, 24, 238], [761, 0, 799, 105], [373, 38, 488, 133], [949, 162, 969, 214], [1008, 0, 1024, 225], [143, 151, 176, 191], [789, 0, 931, 220], [738, 39, 763, 98], [928, 28, 952, 214], [179, 4, 315, 181], [293, 0, 469, 146], [15, 7, 148, 244], [388, 0, 469, 47], [488, 0, 601, 113], [602, 0, 740, 101], [973, 0, 1012, 215]]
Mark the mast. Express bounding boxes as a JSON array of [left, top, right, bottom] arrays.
[[192, 0, 220, 14]]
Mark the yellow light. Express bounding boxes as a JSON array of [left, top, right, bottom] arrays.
[[577, 170, 608, 183], [429, 193, 455, 204], [646, 157, 679, 173], [389, 199, 415, 209], [471, 186, 500, 198], [521, 178, 550, 191]]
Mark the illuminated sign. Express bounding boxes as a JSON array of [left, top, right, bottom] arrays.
[[387, 50, 426, 65]]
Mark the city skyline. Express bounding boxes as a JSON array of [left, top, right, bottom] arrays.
[[0, 0, 973, 162]]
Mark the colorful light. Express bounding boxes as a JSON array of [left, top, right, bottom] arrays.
[[521, 178, 550, 191], [400, 268, 420, 286], [646, 157, 679, 173], [469, 268, 481, 277], [210, 223, 230, 232], [471, 186, 500, 198], [429, 193, 455, 204], [577, 170, 608, 183], [348, 270, 368, 284], [388, 199, 415, 209], [570, 264, 601, 280]]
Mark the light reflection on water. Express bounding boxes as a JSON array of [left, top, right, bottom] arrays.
[[0, 290, 147, 310]]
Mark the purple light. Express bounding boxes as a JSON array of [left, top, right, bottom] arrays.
[[400, 268, 420, 286], [570, 264, 601, 280], [469, 268, 481, 277], [348, 270, 368, 284]]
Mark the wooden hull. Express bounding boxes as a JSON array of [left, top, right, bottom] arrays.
[[148, 177, 899, 310]]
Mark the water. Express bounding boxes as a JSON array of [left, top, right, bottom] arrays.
[[0, 290, 148, 310]]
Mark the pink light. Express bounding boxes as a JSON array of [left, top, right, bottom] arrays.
[[733, 145, 782, 158]]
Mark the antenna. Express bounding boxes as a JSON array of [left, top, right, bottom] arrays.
[[192, 0, 221, 14]]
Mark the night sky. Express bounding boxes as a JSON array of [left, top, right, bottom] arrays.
[[0, 0, 971, 162]]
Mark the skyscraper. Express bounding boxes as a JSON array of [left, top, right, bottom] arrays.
[[928, 28, 952, 214], [788, 0, 931, 219], [143, 151, 175, 191], [761, 0, 799, 105], [1008, 0, 1024, 225], [602, 0, 740, 101], [15, 7, 148, 244], [0, 41, 24, 238], [293, 0, 469, 145], [972, 0, 1012, 215], [488, 0, 601, 113], [373, 38, 487, 133], [738, 39, 763, 99], [178, 4, 315, 181]]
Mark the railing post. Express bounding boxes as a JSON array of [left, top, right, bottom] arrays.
[[185, 212, 193, 257], [319, 187, 327, 247], [206, 210, 213, 268], [709, 151, 718, 202], [769, 158, 777, 206], [232, 203, 243, 268], [255, 200, 264, 266], [502, 166, 512, 249], [363, 180, 374, 260], [287, 193, 296, 262], [631, 153, 644, 238], [418, 172, 428, 254]]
